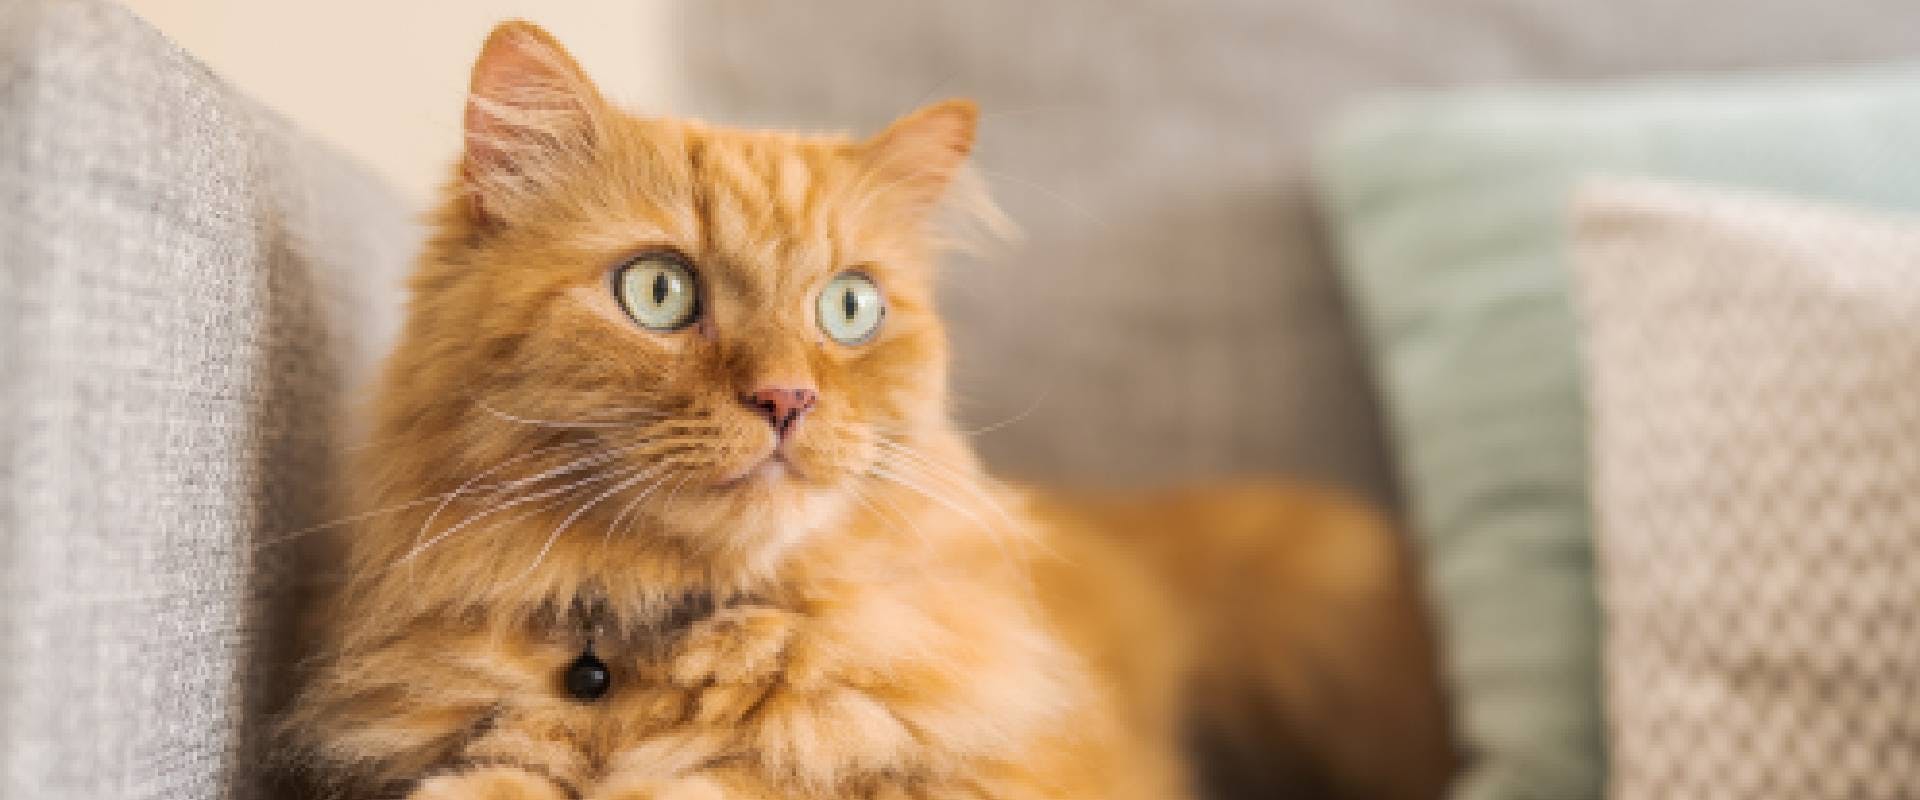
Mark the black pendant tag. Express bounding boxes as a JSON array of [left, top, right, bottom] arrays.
[[564, 648, 610, 702]]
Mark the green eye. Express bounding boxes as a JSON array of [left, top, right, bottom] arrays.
[[615, 253, 699, 331], [817, 271, 885, 345]]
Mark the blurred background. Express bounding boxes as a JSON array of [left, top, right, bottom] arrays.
[[10, 2, 1920, 799], [115, 0, 1920, 496], [123, 0, 681, 205]]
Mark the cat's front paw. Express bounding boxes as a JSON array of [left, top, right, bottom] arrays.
[[407, 766, 570, 800], [667, 605, 796, 688]]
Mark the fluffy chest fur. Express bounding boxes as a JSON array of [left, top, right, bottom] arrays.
[[295, 465, 1102, 799]]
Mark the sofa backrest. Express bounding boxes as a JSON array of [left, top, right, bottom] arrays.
[[0, 1, 413, 796]]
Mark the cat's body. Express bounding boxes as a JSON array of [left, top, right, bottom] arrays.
[[286, 22, 1453, 800]]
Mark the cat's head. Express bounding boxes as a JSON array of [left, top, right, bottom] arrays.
[[381, 22, 989, 561]]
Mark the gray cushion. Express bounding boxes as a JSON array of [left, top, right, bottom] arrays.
[[0, 0, 412, 797], [674, 0, 1920, 508]]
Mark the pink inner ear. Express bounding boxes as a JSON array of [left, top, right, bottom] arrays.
[[863, 100, 980, 216], [462, 23, 604, 212]]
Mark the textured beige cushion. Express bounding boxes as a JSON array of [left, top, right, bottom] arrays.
[[1575, 178, 1920, 799]]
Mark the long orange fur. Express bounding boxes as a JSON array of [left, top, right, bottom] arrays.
[[285, 21, 1455, 800]]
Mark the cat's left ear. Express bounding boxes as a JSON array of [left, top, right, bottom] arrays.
[[858, 99, 979, 219], [462, 21, 610, 222]]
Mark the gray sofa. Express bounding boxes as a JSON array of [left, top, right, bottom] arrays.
[[0, 1, 411, 797], [4, 0, 1920, 798]]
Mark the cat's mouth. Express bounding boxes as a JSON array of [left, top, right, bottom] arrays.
[[718, 451, 803, 488]]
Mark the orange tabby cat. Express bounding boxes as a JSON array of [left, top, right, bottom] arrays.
[[286, 21, 1454, 800]]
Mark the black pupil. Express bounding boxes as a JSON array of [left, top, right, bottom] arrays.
[[564, 651, 610, 701], [651, 271, 670, 306], [842, 287, 858, 320]]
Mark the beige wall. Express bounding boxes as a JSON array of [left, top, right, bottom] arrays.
[[120, 0, 680, 208]]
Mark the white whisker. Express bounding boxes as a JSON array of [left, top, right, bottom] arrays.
[[875, 440, 1040, 550], [399, 456, 636, 567], [600, 466, 685, 555], [871, 466, 994, 538], [260, 490, 466, 549], [408, 440, 609, 564], [849, 481, 933, 554], [479, 400, 670, 429], [869, 463, 1042, 605], [961, 386, 1053, 437], [512, 461, 665, 583]]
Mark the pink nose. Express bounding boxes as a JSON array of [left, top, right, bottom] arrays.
[[743, 386, 818, 439]]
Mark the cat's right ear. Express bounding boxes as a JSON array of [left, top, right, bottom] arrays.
[[462, 21, 607, 223]]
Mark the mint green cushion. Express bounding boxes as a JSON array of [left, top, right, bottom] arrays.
[[1313, 64, 1920, 800]]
